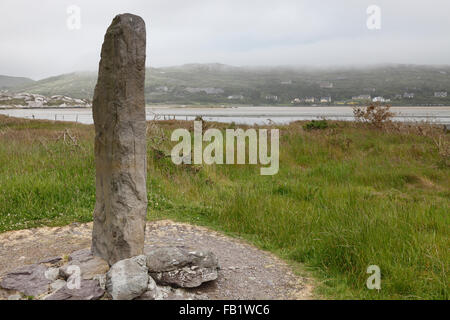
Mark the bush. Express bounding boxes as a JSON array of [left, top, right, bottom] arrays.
[[353, 103, 394, 128], [303, 120, 329, 130]]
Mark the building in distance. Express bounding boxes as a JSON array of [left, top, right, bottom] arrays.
[[434, 91, 448, 98]]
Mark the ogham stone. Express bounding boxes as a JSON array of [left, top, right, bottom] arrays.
[[92, 13, 148, 265]]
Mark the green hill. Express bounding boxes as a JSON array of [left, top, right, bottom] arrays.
[[12, 71, 97, 100], [8, 64, 450, 105], [0, 75, 35, 89]]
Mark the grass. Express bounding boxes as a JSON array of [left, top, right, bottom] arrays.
[[0, 115, 448, 300]]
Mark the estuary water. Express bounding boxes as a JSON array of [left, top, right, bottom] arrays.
[[0, 106, 449, 125]]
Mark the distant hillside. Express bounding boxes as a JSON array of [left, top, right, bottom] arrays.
[[0, 75, 35, 89], [13, 72, 97, 100], [8, 64, 450, 105]]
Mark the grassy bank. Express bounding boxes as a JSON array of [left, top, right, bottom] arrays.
[[0, 115, 448, 299]]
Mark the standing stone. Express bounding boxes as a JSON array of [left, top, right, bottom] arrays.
[[92, 13, 147, 265]]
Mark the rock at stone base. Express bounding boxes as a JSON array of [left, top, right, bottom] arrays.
[[0, 264, 51, 297], [8, 294, 22, 300], [50, 279, 67, 291], [60, 248, 109, 280], [39, 256, 62, 265], [106, 255, 148, 300], [45, 279, 104, 300], [136, 283, 208, 300], [146, 247, 219, 272], [45, 267, 60, 282], [145, 247, 219, 288], [135, 276, 160, 300], [68, 248, 92, 262], [151, 266, 219, 288], [93, 274, 106, 290]]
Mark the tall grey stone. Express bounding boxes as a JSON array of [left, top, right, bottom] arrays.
[[92, 13, 147, 265]]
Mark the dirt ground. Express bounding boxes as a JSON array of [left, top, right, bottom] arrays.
[[0, 220, 314, 300]]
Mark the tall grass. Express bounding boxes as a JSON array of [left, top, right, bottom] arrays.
[[0, 115, 448, 299]]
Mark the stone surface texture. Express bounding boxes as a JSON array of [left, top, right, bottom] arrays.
[[45, 279, 104, 300], [59, 248, 109, 280], [106, 255, 148, 300], [146, 247, 219, 288], [0, 264, 51, 297], [91, 13, 148, 265]]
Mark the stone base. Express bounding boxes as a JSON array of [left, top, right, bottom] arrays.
[[0, 247, 219, 300]]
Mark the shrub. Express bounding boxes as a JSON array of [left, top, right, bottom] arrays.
[[353, 103, 394, 128], [303, 120, 329, 130]]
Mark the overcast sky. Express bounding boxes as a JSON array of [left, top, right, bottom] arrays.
[[1, 0, 450, 79]]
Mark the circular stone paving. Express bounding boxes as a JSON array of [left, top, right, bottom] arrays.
[[0, 220, 314, 300]]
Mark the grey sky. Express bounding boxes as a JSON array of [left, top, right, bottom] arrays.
[[1, 0, 450, 79]]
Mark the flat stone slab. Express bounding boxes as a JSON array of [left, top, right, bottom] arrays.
[[0, 220, 313, 300], [60, 248, 109, 280], [146, 247, 219, 288], [0, 263, 51, 297], [45, 279, 104, 300]]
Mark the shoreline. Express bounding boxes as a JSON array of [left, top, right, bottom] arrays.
[[1, 104, 450, 110], [1, 106, 450, 125]]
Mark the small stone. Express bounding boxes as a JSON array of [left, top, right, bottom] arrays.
[[44, 267, 60, 282], [50, 279, 66, 291], [93, 274, 106, 290], [8, 294, 22, 300], [59, 265, 77, 279], [106, 255, 149, 300], [136, 276, 160, 300]]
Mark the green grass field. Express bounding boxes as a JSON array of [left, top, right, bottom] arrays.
[[0, 115, 448, 299]]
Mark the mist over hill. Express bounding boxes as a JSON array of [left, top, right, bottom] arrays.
[[4, 64, 450, 105]]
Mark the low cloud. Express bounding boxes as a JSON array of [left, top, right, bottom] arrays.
[[1, 0, 449, 79]]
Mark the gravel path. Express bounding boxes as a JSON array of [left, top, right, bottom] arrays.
[[0, 220, 313, 300]]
